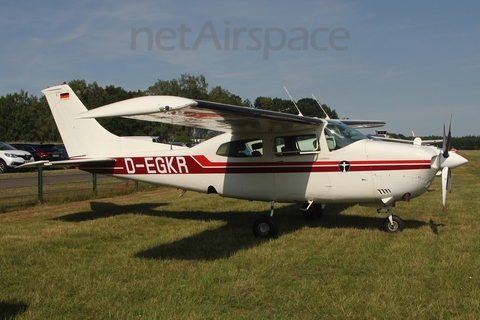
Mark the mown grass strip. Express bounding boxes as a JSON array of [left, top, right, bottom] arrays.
[[0, 151, 478, 319]]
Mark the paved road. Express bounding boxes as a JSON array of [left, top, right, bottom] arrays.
[[0, 171, 108, 189]]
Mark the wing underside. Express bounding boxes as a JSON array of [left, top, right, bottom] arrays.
[[77, 97, 325, 133], [76, 95, 385, 133]]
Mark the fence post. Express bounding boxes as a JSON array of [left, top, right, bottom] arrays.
[[37, 167, 43, 203], [92, 173, 97, 195]]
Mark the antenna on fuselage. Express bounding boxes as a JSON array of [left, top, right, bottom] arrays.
[[283, 86, 303, 116], [311, 94, 330, 119]]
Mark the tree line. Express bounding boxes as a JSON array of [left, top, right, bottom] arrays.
[[1, 74, 479, 149]]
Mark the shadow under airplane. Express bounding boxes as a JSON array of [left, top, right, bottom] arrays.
[[53, 201, 427, 261], [0, 301, 28, 320]]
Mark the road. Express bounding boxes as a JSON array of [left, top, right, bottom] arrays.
[[0, 171, 107, 189]]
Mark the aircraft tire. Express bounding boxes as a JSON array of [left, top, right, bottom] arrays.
[[383, 215, 405, 233], [301, 203, 323, 220], [252, 215, 278, 238]]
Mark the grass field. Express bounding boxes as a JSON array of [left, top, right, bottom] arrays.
[[1, 151, 479, 319], [0, 170, 159, 213]]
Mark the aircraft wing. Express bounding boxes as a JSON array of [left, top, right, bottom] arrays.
[[340, 119, 386, 129], [77, 97, 325, 133], [367, 135, 443, 145]]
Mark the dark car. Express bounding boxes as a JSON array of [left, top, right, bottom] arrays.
[[11, 143, 64, 161], [55, 144, 69, 160]]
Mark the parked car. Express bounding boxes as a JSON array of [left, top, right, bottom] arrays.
[[0, 141, 34, 173], [10, 143, 64, 162], [55, 144, 69, 160]]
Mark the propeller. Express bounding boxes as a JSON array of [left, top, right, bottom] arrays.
[[442, 117, 452, 159], [437, 116, 467, 210], [441, 167, 451, 211]]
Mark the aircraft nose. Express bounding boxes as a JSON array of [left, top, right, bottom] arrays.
[[441, 152, 468, 169]]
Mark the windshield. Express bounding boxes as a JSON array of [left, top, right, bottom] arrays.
[[324, 120, 368, 151], [0, 142, 16, 150]]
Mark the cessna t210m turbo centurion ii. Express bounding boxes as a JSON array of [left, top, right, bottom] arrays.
[[22, 84, 468, 238]]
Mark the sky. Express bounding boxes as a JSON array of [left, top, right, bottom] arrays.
[[1, 0, 479, 137]]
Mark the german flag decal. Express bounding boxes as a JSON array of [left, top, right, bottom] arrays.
[[60, 92, 70, 100]]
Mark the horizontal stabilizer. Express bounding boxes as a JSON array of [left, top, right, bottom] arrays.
[[18, 158, 115, 169]]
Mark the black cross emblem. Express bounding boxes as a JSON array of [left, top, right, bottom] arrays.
[[338, 160, 350, 173]]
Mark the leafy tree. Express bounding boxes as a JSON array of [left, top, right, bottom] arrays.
[[297, 98, 338, 119], [147, 74, 209, 100], [1, 75, 478, 149], [0, 91, 60, 142], [253, 96, 273, 110], [208, 86, 243, 105], [254, 96, 338, 119]]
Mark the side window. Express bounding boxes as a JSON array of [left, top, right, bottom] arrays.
[[216, 139, 263, 158], [274, 134, 318, 155]]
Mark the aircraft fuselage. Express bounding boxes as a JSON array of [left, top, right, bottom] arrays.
[[78, 126, 443, 210]]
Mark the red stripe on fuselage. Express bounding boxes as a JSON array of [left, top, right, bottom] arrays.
[[78, 155, 431, 175]]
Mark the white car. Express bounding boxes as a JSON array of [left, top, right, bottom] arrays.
[[0, 141, 34, 173]]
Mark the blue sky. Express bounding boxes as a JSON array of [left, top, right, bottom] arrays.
[[1, 0, 479, 137]]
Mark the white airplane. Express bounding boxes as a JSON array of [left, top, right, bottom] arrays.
[[368, 127, 451, 147], [21, 83, 468, 238]]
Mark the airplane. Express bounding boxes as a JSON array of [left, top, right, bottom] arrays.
[[368, 132, 444, 146], [20, 83, 468, 238], [367, 128, 452, 147]]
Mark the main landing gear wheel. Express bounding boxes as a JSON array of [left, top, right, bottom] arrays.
[[301, 203, 323, 220], [252, 215, 278, 238], [383, 215, 405, 233]]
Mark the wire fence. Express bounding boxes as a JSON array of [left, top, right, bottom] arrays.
[[0, 172, 159, 213]]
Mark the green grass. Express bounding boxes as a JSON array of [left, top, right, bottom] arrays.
[[1, 151, 479, 319], [0, 171, 159, 212]]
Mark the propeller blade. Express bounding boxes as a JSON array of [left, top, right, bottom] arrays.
[[442, 167, 451, 211], [443, 116, 452, 158], [442, 124, 446, 154]]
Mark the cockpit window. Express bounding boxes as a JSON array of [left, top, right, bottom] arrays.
[[216, 138, 263, 157], [324, 120, 368, 151]]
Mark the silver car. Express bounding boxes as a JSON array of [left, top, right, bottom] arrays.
[[0, 141, 34, 173]]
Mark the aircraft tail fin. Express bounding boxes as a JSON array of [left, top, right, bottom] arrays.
[[42, 84, 120, 158]]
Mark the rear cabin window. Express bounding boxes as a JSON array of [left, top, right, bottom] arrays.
[[216, 139, 263, 157], [273, 134, 318, 156]]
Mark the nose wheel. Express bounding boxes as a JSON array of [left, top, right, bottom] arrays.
[[382, 208, 405, 233]]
